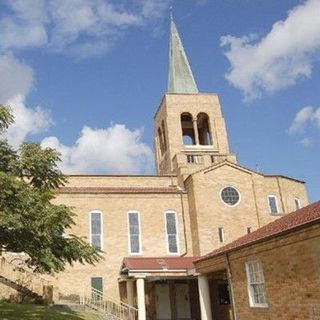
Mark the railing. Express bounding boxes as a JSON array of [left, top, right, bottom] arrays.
[[0, 256, 50, 297], [81, 287, 138, 320]]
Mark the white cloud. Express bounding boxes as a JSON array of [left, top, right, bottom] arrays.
[[221, 0, 320, 99], [299, 137, 312, 147], [4, 95, 53, 148], [41, 124, 153, 174], [289, 106, 320, 134], [0, 54, 34, 102], [0, 0, 170, 57]]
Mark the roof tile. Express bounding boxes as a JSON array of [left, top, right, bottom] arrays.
[[196, 200, 320, 263]]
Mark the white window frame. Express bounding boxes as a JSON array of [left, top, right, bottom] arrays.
[[220, 186, 241, 207], [89, 210, 103, 250], [294, 197, 301, 210], [218, 227, 225, 243], [164, 211, 180, 255], [127, 211, 142, 255], [267, 195, 280, 214], [245, 260, 268, 308]]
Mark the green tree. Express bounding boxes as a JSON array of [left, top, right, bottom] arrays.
[[0, 104, 101, 273]]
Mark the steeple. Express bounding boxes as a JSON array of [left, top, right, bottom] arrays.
[[168, 18, 199, 94]]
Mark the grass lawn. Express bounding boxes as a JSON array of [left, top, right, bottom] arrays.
[[0, 303, 102, 320]]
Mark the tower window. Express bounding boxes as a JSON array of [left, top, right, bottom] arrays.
[[197, 113, 212, 145], [158, 127, 165, 156], [181, 113, 196, 145], [161, 120, 167, 152], [294, 198, 301, 210], [187, 154, 201, 164], [128, 211, 142, 254]]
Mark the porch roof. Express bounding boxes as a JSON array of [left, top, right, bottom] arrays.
[[121, 256, 197, 273]]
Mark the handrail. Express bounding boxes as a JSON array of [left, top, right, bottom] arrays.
[[81, 287, 138, 320]]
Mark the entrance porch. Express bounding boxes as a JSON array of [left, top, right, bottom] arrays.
[[119, 257, 233, 320], [119, 257, 201, 320]]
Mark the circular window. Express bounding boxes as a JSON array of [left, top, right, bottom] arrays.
[[220, 187, 240, 206]]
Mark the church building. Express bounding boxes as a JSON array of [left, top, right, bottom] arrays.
[[51, 18, 308, 320]]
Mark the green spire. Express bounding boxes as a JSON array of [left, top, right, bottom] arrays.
[[168, 19, 199, 94]]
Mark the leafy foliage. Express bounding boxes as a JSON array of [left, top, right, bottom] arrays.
[[0, 105, 101, 273]]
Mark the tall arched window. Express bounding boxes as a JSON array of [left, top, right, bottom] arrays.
[[127, 211, 142, 254], [161, 120, 167, 151], [158, 127, 165, 156], [197, 113, 212, 145], [181, 113, 195, 145], [164, 211, 179, 254], [90, 210, 103, 250]]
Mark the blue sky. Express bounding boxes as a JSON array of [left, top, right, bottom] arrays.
[[0, 0, 319, 201]]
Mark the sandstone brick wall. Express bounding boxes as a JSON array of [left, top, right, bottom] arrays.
[[52, 189, 192, 300], [154, 93, 234, 175], [229, 224, 320, 320], [185, 162, 308, 256]]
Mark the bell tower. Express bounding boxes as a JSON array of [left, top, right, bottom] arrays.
[[154, 18, 237, 180]]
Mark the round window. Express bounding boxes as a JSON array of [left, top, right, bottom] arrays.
[[220, 187, 240, 206]]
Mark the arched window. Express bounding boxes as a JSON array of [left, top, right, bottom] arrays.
[[181, 113, 195, 145], [90, 210, 103, 250], [127, 211, 142, 254], [197, 113, 212, 145], [158, 127, 165, 156], [164, 211, 179, 254], [161, 120, 167, 151]]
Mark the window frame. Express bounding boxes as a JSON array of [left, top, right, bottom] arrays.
[[127, 210, 142, 255], [267, 195, 280, 215], [220, 186, 241, 207], [245, 260, 268, 308], [294, 197, 301, 210], [89, 210, 103, 250], [218, 227, 225, 243], [164, 210, 180, 255]]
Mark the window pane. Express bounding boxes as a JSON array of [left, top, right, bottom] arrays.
[[221, 187, 240, 206], [128, 212, 141, 253], [91, 212, 101, 234], [168, 235, 178, 253], [268, 196, 278, 213], [91, 277, 103, 292], [246, 260, 268, 307], [92, 235, 101, 249], [166, 213, 176, 234], [130, 235, 140, 253], [129, 213, 139, 227]]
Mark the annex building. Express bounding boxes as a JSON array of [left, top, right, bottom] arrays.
[[0, 19, 310, 320]]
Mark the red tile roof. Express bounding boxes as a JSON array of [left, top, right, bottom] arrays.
[[196, 200, 320, 263], [57, 187, 185, 194], [122, 256, 197, 271]]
